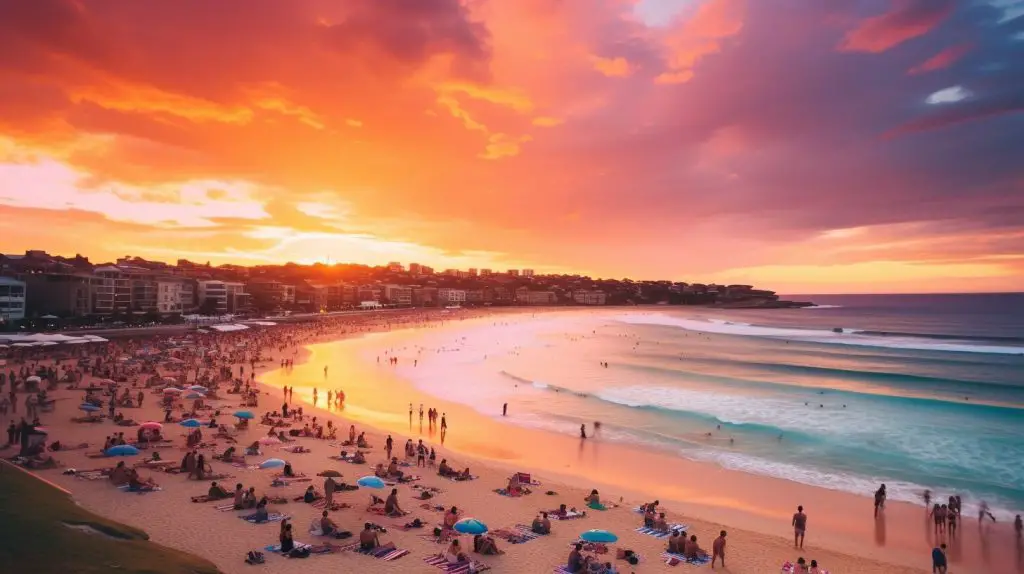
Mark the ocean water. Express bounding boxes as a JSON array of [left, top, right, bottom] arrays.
[[386, 294, 1024, 519]]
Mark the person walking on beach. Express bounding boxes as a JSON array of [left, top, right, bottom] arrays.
[[409, 403, 413, 425], [440, 413, 447, 440], [874, 484, 887, 517], [580, 424, 587, 439], [419, 404, 424, 425], [711, 530, 727, 569], [385, 435, 393, 460], [502, 403, 507, 416], [793, 506, 807, 549]]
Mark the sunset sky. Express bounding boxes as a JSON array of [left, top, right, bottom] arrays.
[[0, 0, 1022, 294]]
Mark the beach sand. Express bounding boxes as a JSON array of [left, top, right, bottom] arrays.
[[3, 310, 1015, 574]]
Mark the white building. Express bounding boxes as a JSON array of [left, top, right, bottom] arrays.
[[572, 290, 607, 305], [522, 269, 535, 277], [0, 276, 27, 321], [156, 280, 185, 314], [437, 288, 467, 305]]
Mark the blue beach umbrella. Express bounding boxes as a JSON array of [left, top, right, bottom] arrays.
[[233, 410, 254, 420], [105, 445, 140, 457], [259, 458, 286, 469], [579, 529, 618, 543], [179, 419, 202, 428], [453, 518, 488, 535], [188, 385, 207, 392], [185, 392, 205, 399], [79, 404, 100, 412], [356, 476, 386, 489]]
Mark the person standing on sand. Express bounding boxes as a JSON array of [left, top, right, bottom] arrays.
[[580, 424, 587, 439], [385, 435, 393, 460], [502, 403, 507, 416], [419, 404, 424, 424], [711, 530, 727, 569], [874, 484, 887, 517], [793, 505, 807, 549], [931, 543, 947, 574], [409, 403, 413, 425]]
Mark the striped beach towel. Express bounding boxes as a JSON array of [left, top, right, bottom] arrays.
[[547, 510, 587, 520], [663, 552, 712, 566], [423, 554, 489, 573], [636, 524, 687, 539], [491, 524, 544, 544], [264, 542, 311, 553], [240, 512, 289, 524], [349, 545, 410, 561]]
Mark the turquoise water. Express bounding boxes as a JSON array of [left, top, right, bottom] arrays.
[[387, 294, 1024, 519]]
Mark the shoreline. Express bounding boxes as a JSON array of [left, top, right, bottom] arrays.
[[4, 308, 1013, 573]]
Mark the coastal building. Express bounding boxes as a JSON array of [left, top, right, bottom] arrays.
[[572, 290, 607, 305], [437, 288, 466, 305], [23, 274, 93, 317], [507, 269, 520, 276], [0, 276, 27, 321], [387, 262, 404, 273], [246, 279, 294, 310], [357, 285, 382, 304], [412, 287, 438, 307], [383, 285, 413, 306], [420, 265, 434, 275], [156, 279, 185, 314], [480, 269, 492, 276], [522, 269, 535, 278], [468, 268, 478, 277], [224, 282, 250, 313], [93, 266, 132, 314], [465, 289, 485, 304], [408, 263, 422, 275], [197, 280, 229, 314], [516, 288, 557, 305]]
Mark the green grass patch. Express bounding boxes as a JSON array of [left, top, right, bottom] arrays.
[[0, 464, 222, 574]]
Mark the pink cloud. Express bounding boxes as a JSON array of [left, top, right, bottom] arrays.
[[907, 42, 972, 75], [839, 0, 954, 53]]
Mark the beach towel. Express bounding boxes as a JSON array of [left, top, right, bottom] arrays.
[[491, 524, 543, 544], [423, 554, 489, 573], [311, 500, 350, 511], [663, 552, 712, 566], [213, 504, 236, 512], [190, 494, 230, 503], [240, 512, 289, 524], [230, 462, 260, 470], [547, 510, 587, 520], [264, 542, 311, 554], [493, 488, 531, 497], [636, 524, 687, 539], [117, 484, 162, 493], [328, 455, 365, 464], [445, 475, 479, 482], [73, 471, 107, 481]]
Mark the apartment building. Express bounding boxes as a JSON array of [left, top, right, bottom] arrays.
[[437, 288, 466, 305], [0, 276, 27, 321], [357, 285, 382, 304], [522, 269, 535, 278], [24, 274, 93, 317], [572, 290, 607, 305], [516, 288, 557, 305], [383, 284, 413, 306], [156, 280, 185, 314], [412, 287, 438, 307], [93, 266, 132, 314]]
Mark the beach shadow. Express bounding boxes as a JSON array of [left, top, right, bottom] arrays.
[[874, 510, 887, 547]]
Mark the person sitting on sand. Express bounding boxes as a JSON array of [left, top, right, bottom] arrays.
[[207, 481, 229, 499], [386, 457, 404, 480], [568, 543, 586, 573], [809, 559, 823, 574], [506, 473, 523, 496], [438, 459, 454, 477], [384, 488, 405, 516], [654, 512, 669, 532], [360, 522, 380, 551], [254, 496, 269, 522], [108, 461, 131, 486], [279, 522, 294, 553], [241, 486, 258, 509], [321, 511, 340, 536], [793, 557, 809, 574], [282, 462, 296, 478], [585, 489, 606, 510], [684, 535, 707, 561], [245, 441, 260, 456], [351, 450, 366, 464], [643, 505, 656, 527], [127, 469, 158, 491], [532, 512, 551, 535], [356, 432, 369, 448], [303, 485, 319, 504], [190, 454, 210, 481], [667, 530, 683, 554], [473, 534, 501, 555], [457, 467, 472, 480], [233, 483, 245, 509], [443, 506, 460, 531], [219, 446, 237, 461], [445, 538, 467, 564]]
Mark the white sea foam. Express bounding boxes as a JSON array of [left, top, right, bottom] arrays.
[[617, 313, 1024, 355], [801, 305, 843, 309]]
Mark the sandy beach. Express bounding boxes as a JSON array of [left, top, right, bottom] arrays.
[[2, 309, 1017, 574]]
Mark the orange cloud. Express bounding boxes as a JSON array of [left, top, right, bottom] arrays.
[[840, 0, 954, 54], [591, 56, 633, 77], [655, 0, 745, 85], [908, 43, 972, 75]]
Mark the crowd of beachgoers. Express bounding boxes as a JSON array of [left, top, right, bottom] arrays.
[[0, 308, 985, 573]]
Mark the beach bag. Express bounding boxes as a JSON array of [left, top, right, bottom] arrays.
[[245, 551, 265, 564]]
